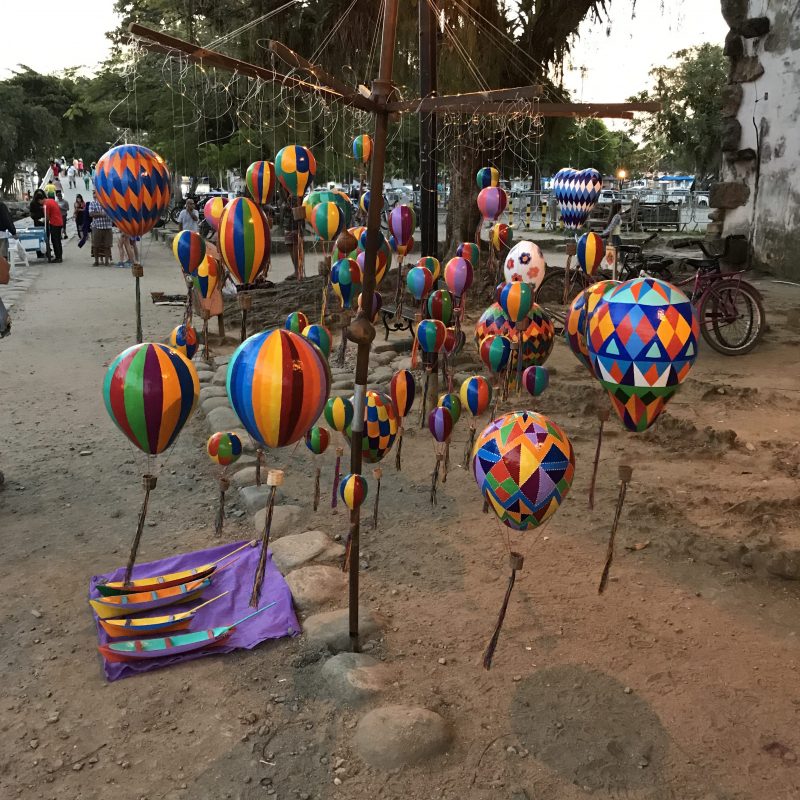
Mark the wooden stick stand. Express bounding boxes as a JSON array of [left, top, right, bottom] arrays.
[[371, 467, 382, 529], [132, 262, 144, 344], [201, 308, 211, 362], [238, 291, 252, 343], [250, 469, 284, 607], [483, 551, 524, 670], [331, 446, 343, 513], [562, 241, 577, 305], [215, 476, 230, 536], [125, 474, 157, 585], [598, 465, 633, 594]]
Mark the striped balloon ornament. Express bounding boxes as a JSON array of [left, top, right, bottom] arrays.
[[477, 187, 507, 221], [193, 255, 220, 300], [359, 191, 371, 214], [476, 166, 500, 189], [226, 330, 331, 449], [305, 425, 330, 455], [406, 266, 433, 301], [416, 318, 447, 354], [275, 145, 316, 197], [245, 161, 276, 204], [311, 201, 344, 242], [456, 242, 480, 269], [218, 197, 270, 286], [302, 324, 332, 359], [438, 392, 462, 425], [285, 310, 309, 334], [576, 231, 605, 276], [204, 196, 228, 232], [443, 326, 465, 357], [522, 366, 549, 397], [479, 334, 511, 373], [499, 281, 534, 324], [93, 144, 171, 237], [427, 289, 454, 325], [172, 230, 206, 276], [428, 406, 453, 443], [352, 135, 373, 163], [331, 258, 362, 310], [103, 343, 199, 456], [324, 396, 354, 433], [444, 257, 473, 298], [339, 473, 368, 510], [491, 223, 513, 252], [167, 324, 199, 360], [460, 375, 492, 417], [357, 291, 383, 323], [388, 204, 416, 247], [390, 369, 416, 418], [417, 256, 441, 282], [207, 432, 243, 466], [356, 248, 390, 287]]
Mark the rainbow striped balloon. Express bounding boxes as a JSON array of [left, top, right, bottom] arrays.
[[352, 135, 373, 163], [428, 406, 453, 443], [204, 196, 228, 231], [456, 242, 480, 269], [302, 324, 332, 359], [172, 230, 206, 276], [218, 197, 270, 286], [167, 324, 199, 360], [207, 432, 243, 466], [311, 201, 344, 242], [476, 166, 500, 189], [193, 255, 220, 300], [406, 266, 433, 301], [427, 289, 454, 325], [390, 369, 416, 419], [103, 343, 199, 456], [245, 161, 276, 204], [339, 473, 368, 510], [93, 144, 171, 238], [285, 311, 309, 334], [499, 281, 534, 324], [437, 392, 462, 425], [417, 256, 441, 283], [331, 258, 362, 310], [324, 396, 354, 432], [460, 375, 492, 417], [576, 231, 605, 276], [479, 334, 511, 373], [275, 145, 316, 197], [226, 330, 331, 449], [305, 425, 330, 455], [416, 318, 447, 353]]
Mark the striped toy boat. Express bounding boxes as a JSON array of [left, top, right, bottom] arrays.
[[97, 592, 228, 639], [98, 602, 277, 663], [89, 578, 211, 620], [95, 563, 217, 596]]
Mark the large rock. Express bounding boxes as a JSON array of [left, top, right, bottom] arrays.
[[720, 117, 742, 151], [196, 369, 215, 384], [353, 706, 452, 769], [206, 406, 242, 432], [709, 182, 750, 209], [320, 653, 391, 706], [720, 84, 743, 118], [199, 385, 228, 402], [269, 529, 343, 573], [740, 17, 770, 38], [731, 56, 764, 83], [212, 364, 229, 386], [231, 466, 258, 488], [200, 396, 232, 414], [240, 484, 274, 514], [766, 550, 800, 580], [303, 606, 381, 653], [720, 0, 747, 30], [253, 504, 303, 540], [286, 565, 346, 611]]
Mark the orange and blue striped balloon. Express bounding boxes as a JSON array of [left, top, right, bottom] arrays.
[[324, 396, 353, 432], [460, 375, 492, 417], [172, 230, 206, 276], [226, 329, 331, 449], [193, 255, 220, 300], [577, 231, 605, 276], [499, 280, 534, 324], [352, 135, 373, 163], [311, 201, 344, 242], [245, 161, 276, 204], [339, 473, 368, 510], [305, 425, 330, 455], [390, 369, 416, 419], [476, 166, 500, 189], [218, 197, 270, 286], [167, 324, 199, 360], [302, 324, 332, 359], [94, 144, 171, 238], [275, 145, 316, 198], [207, 431, 243, 466], [103, 343, 199, 456]]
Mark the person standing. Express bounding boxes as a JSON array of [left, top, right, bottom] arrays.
[[177, 198, 200, 232], [51, 160, 60, 181], [78, 158, 84, 177], [56, 191, 70, 239], [87, 192, 112, 266], [83, 171, 91, 191], [66, 164, 77, 189], [39, 194, 64, 262], [601, 201, 623, 247], [0, 199, 17, 264], [73, 193, 86, 235]]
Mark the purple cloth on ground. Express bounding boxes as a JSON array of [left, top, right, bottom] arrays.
[[89, 540, 299, 681]]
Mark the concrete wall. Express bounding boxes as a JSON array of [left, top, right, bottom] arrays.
[[715, 0, 800, 278]]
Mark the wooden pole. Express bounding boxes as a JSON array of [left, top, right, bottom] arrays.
[[347, 0, 399, 653]]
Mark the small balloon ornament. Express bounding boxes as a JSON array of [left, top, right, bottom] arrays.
[[103, 342, 199, 582], [226, 329, 331, 448], [357, 290, 383, 323], [390, 369, 416, 470], [444, 257, 473, 301], [388, 204, 416, 248], [352, 135, 373, 163], [564, 280, 619, 373], [477, 187, 507, 221], [417, 256, 441, 283], [587, 277, 699, 432], [245, 160, 276, 204], [577, 231, 605, 276], [193, 255, 220, 300], [522, 365, 549, 398], [499, 281, 535, 390], [339, 473, 368, 510], [491, 223, 513, 252], [406, 266, 433, 302], [167, 323, 199, 360], [305, 425, 330, 511], [552, 167, 603, 230], [285, 310, 310, 334], [359, 191, 371, 214], [456, 242, 480, 270], [438, 392, 461, 425], [428, 406, 454, 505], [479, 333, 511, 375], [324, 396, 354, 433], [93, 144, 171, 237], [356, 248, 389, 288], [504, 240, 545, 289], [415, 318, 447, 426], [344, 390, 398, 464], [172, 230, 206, 277], [427, 289, 454, 326], [473, 410, 575, 669], [311, 201, 344, 243], [460, 375, 492, 466], [302, 323, 332, 359], [208, 431, 243, 466], [218, 197, 271, 286], [275, 145, 316, 197], [331, 258, 363, 310], [476, 166, 500, 189], [204, 196, 228, 231]]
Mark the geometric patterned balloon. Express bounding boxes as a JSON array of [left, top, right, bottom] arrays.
[[552, 167, 603, 231], [344, 390, 398, 464], [226, 329, 331, 448], [207, 431, 243, 466], [167, 324, 199, 360], [587, 277, 699, 432], [475, 302, 554, 369], [472, 410, 575, 531], [93, 144, 171, 238], [103, 343, 199, 456], [564, 280, 620, 373]]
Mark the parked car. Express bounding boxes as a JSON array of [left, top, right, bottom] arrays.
[[597, 189, 625, 204]]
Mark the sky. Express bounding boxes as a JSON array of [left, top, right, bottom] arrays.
[[0, 0, 728, 93]]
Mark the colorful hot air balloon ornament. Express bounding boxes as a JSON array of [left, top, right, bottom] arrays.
[[437, 392, 461, 483], [305, 425, 330, 511], [479, 333, 511, 419], [390, 369, 416, 470], [499, 281, 534, 394], [460, 375, 492, 468], [193, 255, 221, 361], [476, 187, 508, 247], [207, 432, 243, 536], [172, 230, 206, 323], [167, 324, 199, 361], [488, 223, 513, 281], [415, 318, 447, 428], [330, 257, 363, 367], [472, 411, 575, 668], [275, 145, 316, 280], [245, 160, 276, 205], [427, 406, 454, 505], [103, 342, 200, 583], [324, 396, 353, 512]]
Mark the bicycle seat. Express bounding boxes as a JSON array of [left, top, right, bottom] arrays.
[[685, 257, 718, 271]]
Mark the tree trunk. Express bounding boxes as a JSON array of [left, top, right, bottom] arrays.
[[445, 126, 483, 258]]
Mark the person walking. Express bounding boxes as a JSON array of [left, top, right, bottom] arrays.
[[83, 171, 91, 191], [73, 193, 86, 236], [38, 194, 64, 263], [177, 198, 200, 232], [78, 158, 84, 177], [56, 191, 70, 239], [66, 164, 77, 189], [87, 191, 112, 266]]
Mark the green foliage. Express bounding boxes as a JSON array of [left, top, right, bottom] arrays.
[[628, 43, 726, 181]]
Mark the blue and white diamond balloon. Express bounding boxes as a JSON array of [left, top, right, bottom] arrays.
[[552, 167, 603, 231]]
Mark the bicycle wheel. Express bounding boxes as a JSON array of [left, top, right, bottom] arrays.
[[169, 205, 182, 224], [698, 280, 764, 355], [536, 268, 587, 308]]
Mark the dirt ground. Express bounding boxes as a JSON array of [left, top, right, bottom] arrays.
[[2, 234, 800, 800]]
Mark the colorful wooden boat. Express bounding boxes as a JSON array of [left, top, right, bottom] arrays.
[[89, 578, 211, 620], [98, 602, 277, 663], [97, 592, 228, 639], [95, 563, 217, 596]]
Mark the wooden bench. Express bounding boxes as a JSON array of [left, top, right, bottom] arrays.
[[380, 303, 415, 341]]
